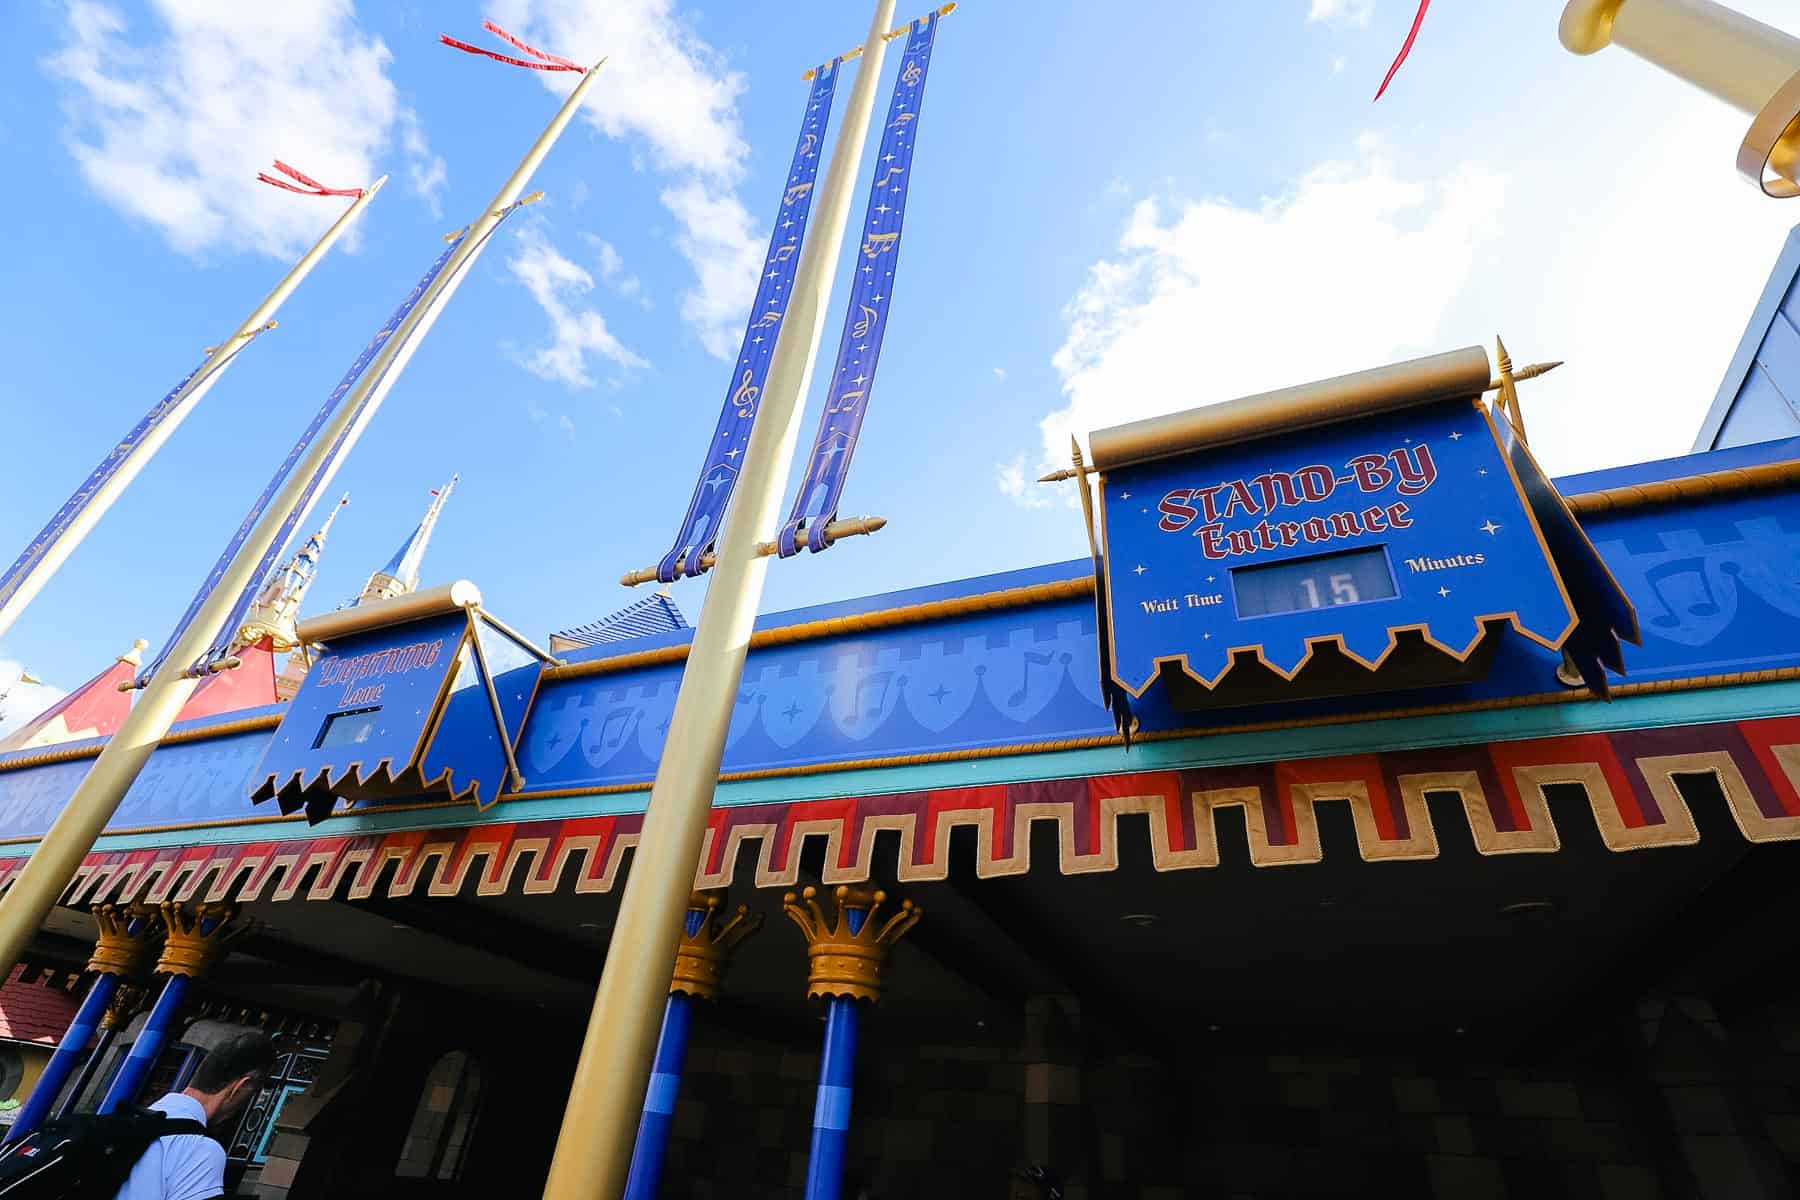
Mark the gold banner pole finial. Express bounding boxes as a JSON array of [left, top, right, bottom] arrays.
[[1068, 436, 1102, 564], [619, 515, 889, 586], [803, 3, 955, 78]]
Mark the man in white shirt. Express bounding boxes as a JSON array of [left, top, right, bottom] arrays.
[[115, 1032, 276, 1200]]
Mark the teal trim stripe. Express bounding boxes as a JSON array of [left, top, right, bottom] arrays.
[[34, 678, 1800, 858]]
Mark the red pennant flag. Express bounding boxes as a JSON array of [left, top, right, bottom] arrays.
[[440, 20, 583, 72], [1373, 0, 1431, 102], [255, 160, 364, 198]]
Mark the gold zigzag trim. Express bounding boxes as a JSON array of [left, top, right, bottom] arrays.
[[5, 661, 1793, 844]]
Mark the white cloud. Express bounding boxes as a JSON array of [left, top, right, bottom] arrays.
[[0, 659, 66, 741], [996, 455, 1051, 511], [581, 232, 643, 299], [1019, 145, 1503, 499], [482, 0, 761, 357], [1456, 104, 1798, 475], [508, 224, 649, 389], [400, 114, 448, 217], [486, 0, 745, 176], [1308, 0, 1375, 29], [485, 0, 746, 177], [993, 367, 1007, 381], [662, 181, 765, 360], [45, 0, 441, 259]]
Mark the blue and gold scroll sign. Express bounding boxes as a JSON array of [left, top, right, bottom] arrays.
[[776, 10, 941, 557], [1089, 347, 1639, 715], [653, 59, 843, 583], [250, 582, 544, 823]]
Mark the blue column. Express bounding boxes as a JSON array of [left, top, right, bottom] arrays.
[[96, 973, 189, 1114], [803, 997, 861, 1200], [54, 1025, 118, 1120], [2, 972, 119, 1143], [803, 902, 868, 1200], [621, 992, 694, 1200]]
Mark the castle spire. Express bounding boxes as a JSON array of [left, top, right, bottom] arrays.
[[234, 495, 348, 654], [359, 475, 456, 605]]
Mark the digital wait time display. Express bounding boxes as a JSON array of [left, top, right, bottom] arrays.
[[313, 706, 382, 750], [1231, 546, 1398, 618]]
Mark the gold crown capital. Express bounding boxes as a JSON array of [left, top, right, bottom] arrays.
[[86, 903, 158, 978], [671, 891, 763, 1001], [154, 902, 246, 979], [782, 885, 921, 1005]]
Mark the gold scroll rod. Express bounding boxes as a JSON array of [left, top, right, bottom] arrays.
[[619, 515, 887, 588], [1036, 353, 1563, 485], [803, 2, 956, 79]]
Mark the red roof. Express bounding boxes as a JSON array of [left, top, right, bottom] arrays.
[[176, 640, 279, 723], [0, 965, 79, 1046], [0, 658, 135, 753]]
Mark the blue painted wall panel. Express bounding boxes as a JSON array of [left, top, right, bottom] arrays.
[[0, 452, 1796, 843]]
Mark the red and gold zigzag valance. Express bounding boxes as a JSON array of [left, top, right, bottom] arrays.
[[7, 716, 1796, 907]]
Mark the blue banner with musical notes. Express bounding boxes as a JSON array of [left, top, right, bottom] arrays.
[[137, 214, 524, 686], [776, 13, 939, 558], [653, 61, 843, 583], [0, 331, 269, 618]]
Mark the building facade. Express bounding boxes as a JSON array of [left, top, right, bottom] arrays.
[[3, 242, 1800, 1199]]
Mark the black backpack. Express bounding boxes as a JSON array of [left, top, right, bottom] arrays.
[[0, 1109, 210, 1198]]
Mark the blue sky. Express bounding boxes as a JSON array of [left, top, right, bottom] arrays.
[[3, 0, 1799, 723]]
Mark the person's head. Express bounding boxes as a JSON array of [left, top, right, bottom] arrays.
[[184, 1032, 278, 1123], [1010, 1166, 1064, 1200]]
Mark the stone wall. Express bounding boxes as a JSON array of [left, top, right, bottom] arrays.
[[653, 986, 1800, 1199], [661, 1021, 1024, 1198]]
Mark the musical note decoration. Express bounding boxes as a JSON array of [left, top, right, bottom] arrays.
[[776, 11, 941, 559], [652, 58, 845, 583], [137, 203, 529, 688]]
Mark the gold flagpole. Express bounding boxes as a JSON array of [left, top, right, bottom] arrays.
[[1559, 0, 1800, 194], [0, 61, 606, 977], [532, 2, 900, 1194], [0, 178, 387, 641], [540, 3, 899, 1195]]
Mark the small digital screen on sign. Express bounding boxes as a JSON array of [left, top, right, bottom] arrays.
[[1232, 547, 1398, 618], [314, 707, 382, 750]]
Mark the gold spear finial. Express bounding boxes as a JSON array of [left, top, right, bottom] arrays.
[[1494, 335, 1524, 443], [1483, 335, 1559, 444]]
